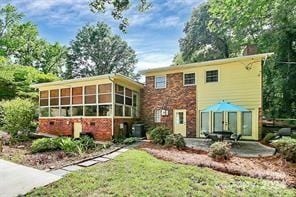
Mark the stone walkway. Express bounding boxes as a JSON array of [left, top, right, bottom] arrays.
[[49, 147, 130, 177], [185, 138, 276, 157]]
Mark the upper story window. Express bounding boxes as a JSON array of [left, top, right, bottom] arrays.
[[206, 70, 218, 83], [184, 73, 196, 85], [155, 76, 166, 89]]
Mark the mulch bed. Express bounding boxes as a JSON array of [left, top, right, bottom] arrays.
[[0, 141, 120, 170], [138, 142, 296, 187]]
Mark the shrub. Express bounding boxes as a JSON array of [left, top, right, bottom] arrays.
[[112, 135, 126, 144], [58, 137, 81, 154], [150, 127, 171, 145], [123, 137, 138, 145], [272, 138, 296, 163], [31, 138, 59, 153], [291, 132, 296, 139], [78, 135, 96, 151], [165, 134, 186, 149], [208, 142, 231, 161], [2, 98, 36, 138], [262, 133, 276, 144]]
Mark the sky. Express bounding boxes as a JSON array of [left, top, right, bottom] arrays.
[[4, 0, 205, 72]]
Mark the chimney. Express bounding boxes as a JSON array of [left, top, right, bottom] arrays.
[[242, 44, 258, 56]]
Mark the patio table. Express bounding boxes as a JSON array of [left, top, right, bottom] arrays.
[[213, 131, 233, 141]]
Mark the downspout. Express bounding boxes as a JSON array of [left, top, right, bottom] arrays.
[[108, 76, 115, 137]]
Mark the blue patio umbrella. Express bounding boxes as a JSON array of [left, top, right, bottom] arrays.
[[202, 101, 248, 112]]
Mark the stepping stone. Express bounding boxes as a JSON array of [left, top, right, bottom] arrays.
[[50, 169, 70, 177], [118, 148, 129, 152], [63, 165, 83, 172], [78, 160, 98, 167], [93, 157, 110, 162], [104, 151, 122, 159]]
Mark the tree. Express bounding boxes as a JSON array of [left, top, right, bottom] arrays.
[[0, 4, 67, 76], [209, 0, 296, 118], [66, 22, 138, 79], [176, 3, 232, 64], [90, 0, 151, 32], [0, 57, 59, 100]]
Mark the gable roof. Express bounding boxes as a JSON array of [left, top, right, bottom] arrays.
[[139, 53, 273, 75], [31, 73, 143, 88]]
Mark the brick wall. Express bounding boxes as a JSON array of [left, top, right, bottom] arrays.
[[113, 118, 135, 137], [39, 118, 112, 141], [140, 73, 196, 137]]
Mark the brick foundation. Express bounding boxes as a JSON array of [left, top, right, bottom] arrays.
[[141, 73, 196, 137], [39, 118, 112, 141], [113, 118, 136, 137]]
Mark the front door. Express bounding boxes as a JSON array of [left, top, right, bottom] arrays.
[[173, 109, 186, 137], [73, 122, 82, 138]]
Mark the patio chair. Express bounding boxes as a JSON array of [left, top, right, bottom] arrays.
[[208, 134, 219, 142], [230, 133, 242, 142], [274, 128, 291, 139], [202, 131, 209, 138]]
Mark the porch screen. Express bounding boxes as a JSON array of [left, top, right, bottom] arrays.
[[201, 112, 209, 132], [242, 112, 252, 136]]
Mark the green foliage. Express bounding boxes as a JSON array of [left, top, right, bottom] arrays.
[[262, 133, 276, 144], [31, 136, 96, 154], [2, 98, 36, 138], [291, 133, 296, 139], [0, 60, 59, 100], [123, 137, 138, 145], [176, 3, 232, 65], [272, 138, 296, 163], [0, 4, 67, 76], [164, 134, 186, 149], [208, 142, 231, 161], [112, 135, 126, 144], [150, 127, 171, 145], [78, 135, 96, 151], [66, 22, 138, 80], [90, 0, 151, 32], [31, 138, 59, 153], [58, 137, 81, 154]]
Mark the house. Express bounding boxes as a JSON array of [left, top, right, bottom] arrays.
[[32, 53, 272, 141], [31, 74, 143, 141], [140, 53, 272, 141]]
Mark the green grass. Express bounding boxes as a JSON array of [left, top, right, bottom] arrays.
[[28, 150, 295, 196]]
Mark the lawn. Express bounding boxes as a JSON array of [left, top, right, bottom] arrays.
[[28, 150, 295, 196]]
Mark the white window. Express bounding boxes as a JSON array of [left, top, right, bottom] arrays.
[[206, 70, 218, 83], [154, 109, 161, 123], [184, 73, 196, 85], [155, 76, 166, 89]]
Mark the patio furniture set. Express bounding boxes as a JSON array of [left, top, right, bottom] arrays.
[[202, 131, 242, 142]]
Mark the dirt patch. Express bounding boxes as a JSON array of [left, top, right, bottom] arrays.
[[138, 142, 296, 187], [0, 141, 121, 170]]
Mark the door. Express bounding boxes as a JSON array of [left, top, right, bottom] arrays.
[[73, 122, 82, 138], [228, 112, 237, 133], [213, 112, 223, 131], [173, 109, 187, 137]]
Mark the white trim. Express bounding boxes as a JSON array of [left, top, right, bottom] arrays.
[[183, 72, 196, 86], [155, 75, 166, 89]]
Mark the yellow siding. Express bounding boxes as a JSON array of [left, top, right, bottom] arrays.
[[145, 58, 262, 140]]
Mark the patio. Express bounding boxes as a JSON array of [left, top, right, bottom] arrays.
[[185, 138, 276, 157]]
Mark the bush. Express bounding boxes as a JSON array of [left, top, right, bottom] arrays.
[[208, 142, 231, 161], [262, 133, 276, 144], [123, 137, 138, 145], [165, 134, 186, 149], [58, 137, 81, 154], [31, 136, 96, 154], [291, 132, 296, 139], [150, 127, 171, 145], [2, 98, 36, 138], [78, 135, 96, 151], [31, 138, 59, 153], [112, 135, 126, 144], [272, 138, 296, 163]]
